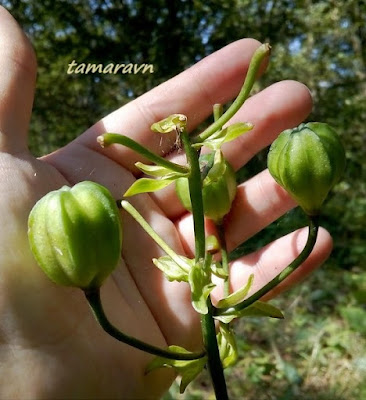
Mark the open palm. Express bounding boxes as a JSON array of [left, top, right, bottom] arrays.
[[0, 7, 332, 399]]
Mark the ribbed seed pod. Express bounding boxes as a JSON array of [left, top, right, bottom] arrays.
[[28, 181, 122, 289], [176, 150, 237, 223], [268, 122, 346, 215]]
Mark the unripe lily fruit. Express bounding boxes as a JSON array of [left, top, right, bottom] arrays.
[[176, 150, 237, 223], [268, 122, 346, 215], [28, 181, 122, 289]]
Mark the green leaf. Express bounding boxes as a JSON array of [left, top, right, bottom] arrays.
[[135, 162, 175, 177], [151, 114, 187, 134], [123, 178, 174, 196], [188, 263, 215, 314], [215, 300, 284, 323], [217, 274, 254, 308], [222, 122, 253, 143], [214, 314, 237, 324], [135, 162, 189, 178], [203, 150, 226, 184], [193, 122, 253, 150], [146, 345, 207, 394], [192, 139, 220, 150], [211, 261, 228, 279], [217, 323, 238, 369], [153, 255, 192, 282], [209, 126, 229, 140], [239, 301, 285, 319]]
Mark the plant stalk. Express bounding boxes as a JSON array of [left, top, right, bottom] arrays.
[[98, 133, 188, 174], [214, 215, 319, 317], [193, 43, 270, 143], [180, 130, 206, 260], [181, 129, 229, 400], [120, 200, 189, 271], [84, 288, 205, 360]]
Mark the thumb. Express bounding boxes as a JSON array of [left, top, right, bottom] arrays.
[[0, 6, 37, 153]]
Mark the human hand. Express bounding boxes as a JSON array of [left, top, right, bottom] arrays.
[[0, 6, 332, 399]]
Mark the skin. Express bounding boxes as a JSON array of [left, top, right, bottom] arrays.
[[0, 6, 332, 399]]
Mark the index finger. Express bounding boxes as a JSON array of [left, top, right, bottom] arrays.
[[70, 39, 266, 172]]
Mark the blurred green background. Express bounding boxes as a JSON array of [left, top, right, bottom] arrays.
[[3, 0, 365, 398]]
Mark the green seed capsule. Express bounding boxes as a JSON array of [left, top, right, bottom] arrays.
[[28, 181, 122, 289], [268, 122, 346, 215], [176, 150, 237, 223]]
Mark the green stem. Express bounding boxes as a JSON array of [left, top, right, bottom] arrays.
[[202, 301, 229, 400], [97, 133, 188, 174], [217, 222, 230, 297], [181, 129, 206, 260], [120, 200, 188, 272], [214, 215, 319, 317], [193, 43, 270, 143], [181, 129, 229, 400], [84, 288, 205, 360]]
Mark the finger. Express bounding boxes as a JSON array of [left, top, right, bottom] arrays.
[[151, 80, 312, 219], [176, 169, 296, 257], [211, 226, 332, 303], [59, 39, 265, 172], [0, 6, 37, 153], [224, 169, 296, 251]]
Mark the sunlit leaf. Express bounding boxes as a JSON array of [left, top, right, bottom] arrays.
[[211, 262, 228, 279], [193, 122, 253, 150], [223, 122, 253, 143], [238, 301, 284, 319], [135, 162, 189, 178], [214, 300, 284, 323], [146, 345, 207, 394], [217, 323, 238, 369], [214, 314, 236, 324], [153, 255, 192, 282], [188, 263, 215, 314], [217, 274, 254, 308], [135, 162, 175, 177], [123, 178, 174, 196], [203, 150, 226, 184], [209, 127, 228, 140]]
